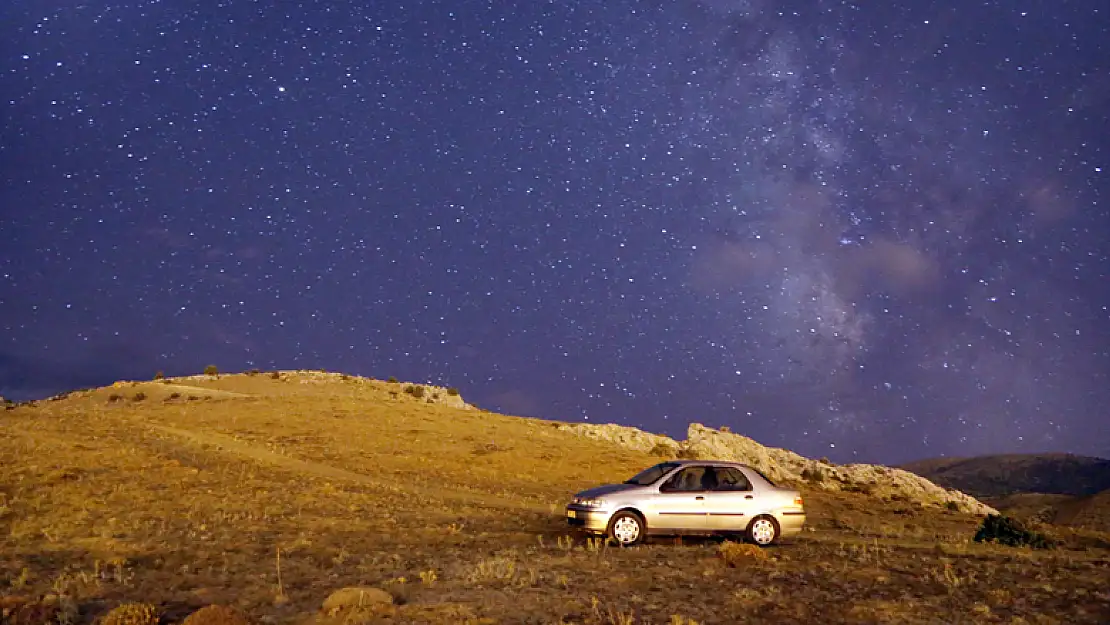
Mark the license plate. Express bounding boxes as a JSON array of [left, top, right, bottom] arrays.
[[566, 510, 577, 519]]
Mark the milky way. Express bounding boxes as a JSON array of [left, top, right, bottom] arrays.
[[1, 0, 1107, 463]]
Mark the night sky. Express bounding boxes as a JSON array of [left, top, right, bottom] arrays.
[[2, 1, 1108, 464]]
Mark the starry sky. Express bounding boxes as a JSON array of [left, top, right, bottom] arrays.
[[2, 0, 1108, 464]]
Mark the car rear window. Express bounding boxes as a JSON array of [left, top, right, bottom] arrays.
[[624, 462, 680, 485]]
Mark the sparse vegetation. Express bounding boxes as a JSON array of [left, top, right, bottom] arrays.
[[0, 371, 1106, 624], [387, 376, 399, 383], [973, 514, 1055, 549], [153, 371, 164, 380], [203, 364, 219, 376], [403, 384, 425, 399]]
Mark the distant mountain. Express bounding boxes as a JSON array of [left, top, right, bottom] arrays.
[[900, 453, 1110, 498]]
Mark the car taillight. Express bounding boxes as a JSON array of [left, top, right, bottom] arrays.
[[793, 496, 804, 507]]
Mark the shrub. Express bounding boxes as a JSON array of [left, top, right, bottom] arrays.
[[182, 605, 251, 625], [973, 514, 1054, 549], [108, 393, 123, 403], [153, 371, 164, 380], [203, 365, 219, 376], [169, 392, 181, 400], [719, 425, 731, 433], [946, 501, 960, 512], [247, 368, 260, 376], [132, 392, 147, 402], [446, 387, 459, 396], [801, 467, 825, 483], [270, 371, 281, 379], [410, 385, 425, 398], [718, 541, 768, 566], [649, 442, 679, 458], [387, 376, 399, 383], [100, 602, 160, 625]]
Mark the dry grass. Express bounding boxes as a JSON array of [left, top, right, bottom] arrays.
[[1, 371, 1109, 624]]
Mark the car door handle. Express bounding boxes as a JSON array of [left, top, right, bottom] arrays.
[[745, 495, 754, 499], [695, 496, 705, 500]]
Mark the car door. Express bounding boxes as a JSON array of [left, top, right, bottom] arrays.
[[703, 466, 758, 531], [646, 466, 709, 531]]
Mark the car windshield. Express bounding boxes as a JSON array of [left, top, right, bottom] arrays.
[[624, 462, 680, 486]]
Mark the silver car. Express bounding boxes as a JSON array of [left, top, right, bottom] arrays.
[[565, 459, 806, 546]]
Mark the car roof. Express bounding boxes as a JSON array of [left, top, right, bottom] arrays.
[[664, 459, 752, 469]]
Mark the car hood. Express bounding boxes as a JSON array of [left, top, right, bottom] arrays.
[[574, 483, 642, 499]]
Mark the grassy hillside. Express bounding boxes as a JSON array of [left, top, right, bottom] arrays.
[[2, 371, 1109, 624], [900, 453, 1110, 498]]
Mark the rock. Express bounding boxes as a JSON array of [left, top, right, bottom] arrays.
[[556, 422, 676, 453], [321, 587, 393, 614], [560, 421, 998, 516]]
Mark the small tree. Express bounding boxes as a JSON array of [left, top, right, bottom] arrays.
[[153, 371, 165, 380], [973, 515, 1055, 549], [446, 387, 460, 396]]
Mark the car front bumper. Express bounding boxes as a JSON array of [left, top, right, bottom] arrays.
[[565, 504, 610, 533]]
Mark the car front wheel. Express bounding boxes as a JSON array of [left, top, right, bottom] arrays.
[[746, 515, 779, 546], [607, 511, 645, 546]]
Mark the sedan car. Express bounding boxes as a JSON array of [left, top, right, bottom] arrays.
[[565, 459, 806, 546]]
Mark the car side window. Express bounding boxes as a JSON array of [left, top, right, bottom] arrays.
[[660, 467, 707, 492], [714, 467, 753, 491]]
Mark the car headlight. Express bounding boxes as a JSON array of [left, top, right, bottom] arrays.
[[572, 497, 607, 508]]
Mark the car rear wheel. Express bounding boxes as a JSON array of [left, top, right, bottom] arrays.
[[746, 515, 779, 546], [607, 511, 645, 546]]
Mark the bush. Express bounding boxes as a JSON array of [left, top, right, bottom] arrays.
[[719, 425, 731, 433], [101, 602, 160, 625], [649, 442, 679, 458], [247, 368, 260, 376], [203, 365, 219, 376], [946, 501, 960, 512], [153, 371, 164, 380], [718, 541, 769, 566], [801, 467, 825, 483], [387, 376, 399, 383], [446, 387, 459, 396], [973, 514, 1054, 549], [132, 392, 146, 402], [108, 393, 124, 403], [270, 371, 281, 379], [404, 385, 426, 399]]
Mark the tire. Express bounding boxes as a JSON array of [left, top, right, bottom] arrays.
[[746, 515, 779, 546], [607, 511, 645, 547]]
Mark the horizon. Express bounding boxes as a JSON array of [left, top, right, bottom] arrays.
[[4, 366, 1107, 467]]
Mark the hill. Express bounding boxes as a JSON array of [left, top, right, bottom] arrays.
[[900, 453, 1110, 498], [2, 370, 1108, 624]]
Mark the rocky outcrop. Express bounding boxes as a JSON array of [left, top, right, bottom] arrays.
[[559, 422, 997, 516]]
